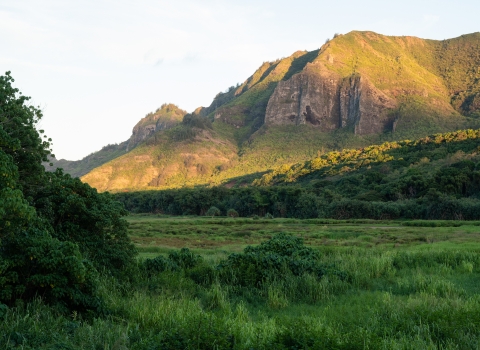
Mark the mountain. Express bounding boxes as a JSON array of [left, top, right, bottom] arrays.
[[45, 142, 128, 178], [126, 103, 186, 151], [45, 103, 186, 178], [55, 31, 480, 192]]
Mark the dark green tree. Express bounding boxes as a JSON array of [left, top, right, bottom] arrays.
[[0, 71, 135, 312], [0, 72, 53, 199], [34, 169, 136, 276], [205, 206, 221, 217]]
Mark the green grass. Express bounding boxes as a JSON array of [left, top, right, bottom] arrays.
[[125, 215, 480, 257], [3, 216, 480, 349]]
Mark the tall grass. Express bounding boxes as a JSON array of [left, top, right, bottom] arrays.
[[2, 237, 480, 349]]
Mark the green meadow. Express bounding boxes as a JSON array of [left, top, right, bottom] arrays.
[[4, 215, 480, 349]]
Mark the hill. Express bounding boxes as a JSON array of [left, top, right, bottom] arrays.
[[46, 103, 186, 178], [59, 31, 480, 191], [114, 128, 480, 220]]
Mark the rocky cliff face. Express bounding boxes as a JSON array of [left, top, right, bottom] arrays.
[[265, 67, 396, 134], [339, 74, 397, 134], [76, 31, 480, 192], [126, 104, 186, 151]]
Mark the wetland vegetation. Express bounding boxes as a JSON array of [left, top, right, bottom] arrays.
[[3, 215, 480, 349]]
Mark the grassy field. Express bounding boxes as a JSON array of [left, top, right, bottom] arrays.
[[127, 215, 480, 257], [2, 216, 480, 349]]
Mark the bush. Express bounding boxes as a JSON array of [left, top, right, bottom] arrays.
[[217, 233, 344, 288], [142, 248, 202, 275], [34, 170, 137, 278], [142, 255, 177, 275], [205, 206, 221, 217], [0, 229, 103, 313], [227, 209, 239, 218], [168, 248, 202, 269]]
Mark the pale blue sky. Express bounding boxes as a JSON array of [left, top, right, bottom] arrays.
[[1, 0, 479, 160]]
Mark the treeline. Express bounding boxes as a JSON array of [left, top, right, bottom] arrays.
[[255, 129, 480, 186], [115, 130, 480, 220], [116, 161, 480, 218]]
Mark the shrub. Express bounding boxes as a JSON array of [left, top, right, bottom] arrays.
[[217, 233, 344, 288], [142, 255, 177, 275], [0, 229, 103, 313], [142, 248, 202, 275], [227, 209, 239, 218], [34, 169, 137, 278], [168, 248, 202, 269], [205, 206, 221, 217]]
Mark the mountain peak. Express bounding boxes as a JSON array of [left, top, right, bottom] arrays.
[[60, 31, 480, 192], [126, 103, 187, 151]]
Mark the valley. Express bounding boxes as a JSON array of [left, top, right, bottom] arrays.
[[3, 29, 480, 349]]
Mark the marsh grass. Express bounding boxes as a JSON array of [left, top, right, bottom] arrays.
[[2, 217, 480, 349]]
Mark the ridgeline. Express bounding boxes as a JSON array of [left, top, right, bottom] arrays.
[[49, 31, 480, 194]]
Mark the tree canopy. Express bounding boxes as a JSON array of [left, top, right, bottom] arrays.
[[0, 72, 135, 313]]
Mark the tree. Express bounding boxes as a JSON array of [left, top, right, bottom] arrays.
[[34, 169, 136, 276], [0, 71, 135, 312], [0, 147, 102, 312], [206, 206, 221, 217], [0, 72, 53, 199], [227, 209, 239, 218]]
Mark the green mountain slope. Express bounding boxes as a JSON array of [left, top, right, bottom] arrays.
[[47, 104, 186, 178], [80, 31, 480, 192], [45, 141, 128, 178], [81, 114, 238, 192], [114, 128, 480, 220]]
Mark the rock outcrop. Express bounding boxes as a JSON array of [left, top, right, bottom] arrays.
[[72, 31, 480, 192], [126, 104, 186, 151], [339, 75, 397, 134], [265, 68, 396, 134]]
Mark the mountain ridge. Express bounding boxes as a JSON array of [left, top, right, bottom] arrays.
[[49, 31, 480, 191]]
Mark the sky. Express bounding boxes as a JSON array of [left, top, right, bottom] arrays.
[[1, 0, 479, 160]]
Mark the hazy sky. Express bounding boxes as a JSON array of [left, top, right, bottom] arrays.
[[2, 0, 479, 160]]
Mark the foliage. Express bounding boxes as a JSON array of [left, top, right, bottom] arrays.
[[226, 209, 239, 218], [142, 248, 202, 275], [182, 113, 212, 130], [168, 248, 202, 270], [115, 128, 480, 221], [0, 229, 103, 313], [0, 72, 135, 314], [0, 72, 53, 198], [206, 206, 221, 217], [0, 153, 102, 313], [2, 216, 480, 348], [34, 169, 136, 277], [218, 233, 343, 288]]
